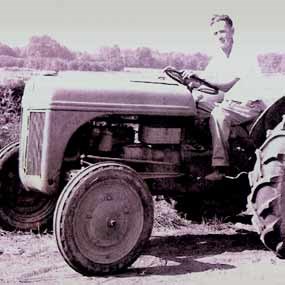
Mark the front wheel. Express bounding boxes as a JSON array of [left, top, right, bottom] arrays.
[[54, 162, 154, 276]]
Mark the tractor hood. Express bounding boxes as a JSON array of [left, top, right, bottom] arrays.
[[22, 71, 196, 116]]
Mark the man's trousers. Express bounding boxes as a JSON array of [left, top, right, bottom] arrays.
[[209, 100, 264, 167]]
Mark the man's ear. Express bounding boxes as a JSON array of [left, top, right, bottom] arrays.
[[231, 27, 235, 35]]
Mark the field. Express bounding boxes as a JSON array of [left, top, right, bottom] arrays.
[[0, 202, 285, 285], [0, 68, 285, 284]]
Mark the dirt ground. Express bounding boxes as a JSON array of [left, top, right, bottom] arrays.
[[0, 201, 285, 285]]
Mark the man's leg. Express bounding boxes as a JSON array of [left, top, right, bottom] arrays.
[[194, 90, 224, 119], [206, 101, 262, 180], [210, 104, 232, 167]]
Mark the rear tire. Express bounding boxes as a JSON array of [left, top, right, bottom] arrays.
[[249, 151, 285, 258], [54, 162, 154, 276], [0, 141, 56, 232]]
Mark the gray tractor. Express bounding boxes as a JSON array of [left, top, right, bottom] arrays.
[[0, 68, 285, 275]]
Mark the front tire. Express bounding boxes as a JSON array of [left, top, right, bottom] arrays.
[[54, 162, 154, 276]]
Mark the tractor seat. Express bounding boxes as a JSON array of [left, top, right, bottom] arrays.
[[230, 121, 254, 139]]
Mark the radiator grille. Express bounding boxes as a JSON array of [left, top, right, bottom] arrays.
[[26, 112, 45, 176]]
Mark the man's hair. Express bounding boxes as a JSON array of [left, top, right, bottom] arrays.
[[210, 14, 233, 28]]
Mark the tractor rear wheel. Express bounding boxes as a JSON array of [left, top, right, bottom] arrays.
[[54, 162, 154, 276], [249, 147, 285, 258], [0, 142, 56, 231]]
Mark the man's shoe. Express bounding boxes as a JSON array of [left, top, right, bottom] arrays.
[[205, 169, 225, 181], [230, 222, 255, 233]]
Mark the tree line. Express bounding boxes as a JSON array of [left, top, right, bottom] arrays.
[[0, 35, 283, 73]]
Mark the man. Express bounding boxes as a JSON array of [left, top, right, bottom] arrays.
[[206, 15, 265, 180], [183, 14, 240, 118], [185, 14, 265, 181]]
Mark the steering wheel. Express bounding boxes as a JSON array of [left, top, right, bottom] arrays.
[[164, 66, 218, 95]]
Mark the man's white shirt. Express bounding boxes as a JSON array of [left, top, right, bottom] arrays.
[[205, 44, 262, 103]]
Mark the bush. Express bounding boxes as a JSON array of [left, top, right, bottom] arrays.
[[0, 56, 24, 68], [0, 81, 25, 147]]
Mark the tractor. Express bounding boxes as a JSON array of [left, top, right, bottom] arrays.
[[0, 68, 285, 275]]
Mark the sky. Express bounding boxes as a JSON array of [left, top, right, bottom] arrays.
[[0, 0, 285, 55]]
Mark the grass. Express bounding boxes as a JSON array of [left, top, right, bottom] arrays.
[[154, 198, 192, 231]]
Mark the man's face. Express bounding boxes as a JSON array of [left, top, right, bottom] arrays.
[[211, 20, 234, 51]]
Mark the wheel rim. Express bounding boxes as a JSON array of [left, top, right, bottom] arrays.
[[73, 177, 144, 264]]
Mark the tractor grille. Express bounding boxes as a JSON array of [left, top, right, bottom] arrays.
[[25, 112, 45, 176]]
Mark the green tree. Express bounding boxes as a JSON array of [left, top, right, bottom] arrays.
[[0, 43, 17, 57], [136, 47, 154, 68], [25, 35, 75, 60], [99, 45, 124, 71]]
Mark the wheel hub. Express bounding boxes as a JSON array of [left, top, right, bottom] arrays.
[[74, 178, 144, 264], [108, 219, 117, 228]]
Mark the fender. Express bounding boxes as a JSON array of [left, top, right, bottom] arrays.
[[249, 96, 285, 148]]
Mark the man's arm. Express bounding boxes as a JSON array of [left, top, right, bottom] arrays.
[[202, 76, 240, 92], [183, 70, 240, 92]]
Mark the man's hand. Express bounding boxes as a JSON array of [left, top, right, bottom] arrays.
[[181, 70, 196, 81], [182, 70, 202, 90], [245, 100, 266, 112], [188, 78, 203, 90]]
